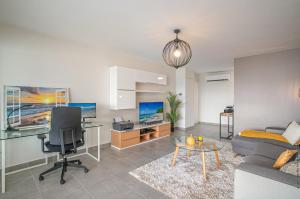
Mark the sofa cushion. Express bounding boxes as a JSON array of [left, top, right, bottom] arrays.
[[231, 136, 258, 156], [239, 130, 289, 143], [232, 135, 296, 149], [283, 121, 300, 145], [244, 155, 274, 168]]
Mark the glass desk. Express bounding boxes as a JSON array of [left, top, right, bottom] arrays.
[[171, 135, 224, 180], [0, 122, 103, 193]]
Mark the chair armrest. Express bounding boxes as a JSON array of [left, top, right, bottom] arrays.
[[37, 134, 46, 140], [37, 134, 51, 153], [265, 126, 286, 133], [81, 129, 86, 144]]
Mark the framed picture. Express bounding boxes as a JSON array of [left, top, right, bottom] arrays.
[[3, 85, 69, 129]]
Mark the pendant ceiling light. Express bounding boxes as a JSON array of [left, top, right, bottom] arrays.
[[162, 29, 192, 69]]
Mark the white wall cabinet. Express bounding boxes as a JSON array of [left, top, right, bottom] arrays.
[[135, 70, 167, 85], [116, 67, 136, 90], [110, 66, 167, 110], [110, 66, 136, 110], [116, 90, 136, 109]]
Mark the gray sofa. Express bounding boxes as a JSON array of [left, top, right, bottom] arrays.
[[232, 135, 298, 158], [232, 135, 300, 199]]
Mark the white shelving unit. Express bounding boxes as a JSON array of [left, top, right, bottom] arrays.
[[110, 66, 167, 110]]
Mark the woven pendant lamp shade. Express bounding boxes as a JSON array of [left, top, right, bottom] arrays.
[[162, 29, 192, 69]]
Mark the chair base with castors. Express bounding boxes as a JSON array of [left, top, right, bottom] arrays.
[[39, 157, 89, 184]]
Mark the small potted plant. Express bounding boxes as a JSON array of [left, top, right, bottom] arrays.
[[166, 92, 181, 132]]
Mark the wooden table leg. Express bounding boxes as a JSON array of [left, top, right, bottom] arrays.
[[187, 149, 191, 157], [213, 144, 221, 168], [201, 151, 206, 180], [172, 146, 179, 166]]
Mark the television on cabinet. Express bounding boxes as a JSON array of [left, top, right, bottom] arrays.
[[139, 102, 163, 125]]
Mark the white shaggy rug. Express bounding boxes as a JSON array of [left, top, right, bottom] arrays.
[[129, 139, 244, 199]]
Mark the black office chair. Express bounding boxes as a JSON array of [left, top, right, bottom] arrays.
[[38, 107, 89, 184]]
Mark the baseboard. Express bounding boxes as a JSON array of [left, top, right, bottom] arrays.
[[199, 121, 233, 127], [176, 126, 195, 131], [199, 122, 219, 126]]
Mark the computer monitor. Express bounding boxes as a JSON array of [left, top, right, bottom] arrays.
[[68, 103, 96, 121]]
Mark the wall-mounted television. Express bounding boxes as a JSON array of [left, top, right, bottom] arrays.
[[139, 102, 163, 125], [68, 103, 96, 121]]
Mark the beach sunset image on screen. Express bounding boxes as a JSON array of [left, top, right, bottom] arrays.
[[5, 86, 68, 128]]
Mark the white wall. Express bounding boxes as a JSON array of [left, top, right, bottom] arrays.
[[198, 71, 234, 124], [193, 74, 199, 124], [0, 25, 176, 167], [176, 68, 199, 128], [234, 49, 300, 133], [176, 68, 186, 128]]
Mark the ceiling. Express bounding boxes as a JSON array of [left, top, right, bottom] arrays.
[[0, 0, 300, 72]]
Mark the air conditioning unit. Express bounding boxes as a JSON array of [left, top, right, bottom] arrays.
[[205, 72, 231, 82]]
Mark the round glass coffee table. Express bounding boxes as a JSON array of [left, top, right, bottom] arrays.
[[171, 135, 224, 180]]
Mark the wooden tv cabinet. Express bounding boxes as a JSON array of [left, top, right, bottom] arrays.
[[111, 122, 171, 150]]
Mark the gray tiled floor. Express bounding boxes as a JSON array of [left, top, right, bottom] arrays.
[[0, 124, 230, 199]]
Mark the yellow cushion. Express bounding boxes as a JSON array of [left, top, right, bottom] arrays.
[[240, 130, 287, 142], [239, 130, 300, 145], [273, 149, 297, 169]]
